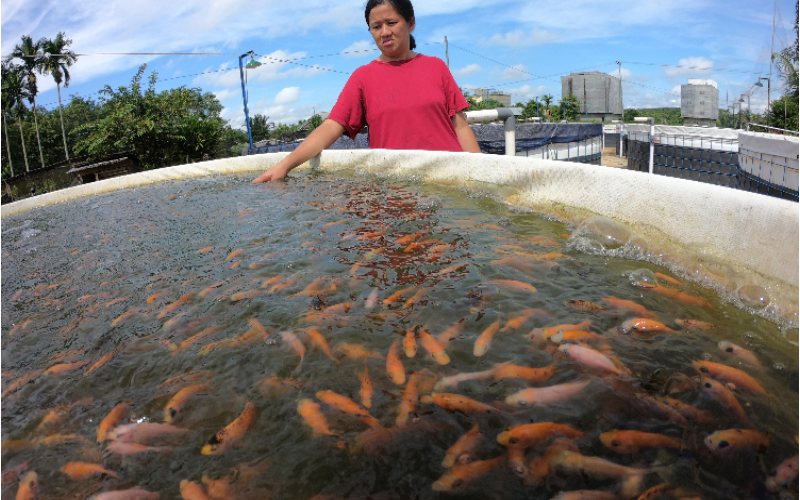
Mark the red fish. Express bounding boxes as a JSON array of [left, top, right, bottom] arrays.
[[704, 428, 769, 454], [693, 360, 766, 395], [599, 429, 682, 454], [442, 423, 482, 468]]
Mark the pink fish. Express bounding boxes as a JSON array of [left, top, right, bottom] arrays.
[[558, 344, 628, 375], [505, 380, 591, 407]]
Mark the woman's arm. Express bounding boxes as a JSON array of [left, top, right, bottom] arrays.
[[252, 119, 346, 183], [452, 112, 481, 153]]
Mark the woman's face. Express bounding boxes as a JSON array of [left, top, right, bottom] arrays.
[[368, 3, 414, 61]]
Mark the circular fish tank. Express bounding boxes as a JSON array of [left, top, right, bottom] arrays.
[[2, 150, 798, 499]]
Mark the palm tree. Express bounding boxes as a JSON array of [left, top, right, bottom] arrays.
[[541, 94, 554, 122], [39, 32, 77, 163], [10, 35, 45, 168], [1, 61, 31, 172]]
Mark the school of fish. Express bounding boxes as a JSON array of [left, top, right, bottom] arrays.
[[1, 179, 796, 499]]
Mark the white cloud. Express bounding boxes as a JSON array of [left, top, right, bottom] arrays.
[[664, 57, 714, 77], [488, 29, 558, 47], [670, 85, 682, 96], [502, 64, 529, 80], [275, 87, 300, 105], [455, 63, 481, 77], [341, 40, 378, 58]]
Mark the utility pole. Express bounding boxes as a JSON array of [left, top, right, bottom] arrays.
[[445, 36, 450, 69], [768, 0, 776, 113], [616, 60, 623, 157]]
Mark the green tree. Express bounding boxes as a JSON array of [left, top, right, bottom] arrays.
[[467, 97, 505, 111], [39, 32, 78, 163], [520, 97, 542, 121], [73, 65, 226, 169], [1, 62, 31, 173], [10, 35, 45, 168], [556, 95, 580, 122], [541, 94, 554, 122], [767, 3, 798, 131], [250, 114, 271, 142]]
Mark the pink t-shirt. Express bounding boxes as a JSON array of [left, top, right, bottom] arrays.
[[328, 54, 469, 152]]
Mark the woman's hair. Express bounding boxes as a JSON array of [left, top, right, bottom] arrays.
[[364, 0, 416, 50]]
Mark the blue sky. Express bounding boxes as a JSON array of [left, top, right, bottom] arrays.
[[2, 0, 796, 129]]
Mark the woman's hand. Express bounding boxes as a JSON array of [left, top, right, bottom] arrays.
[[252, 162, 292, 183]]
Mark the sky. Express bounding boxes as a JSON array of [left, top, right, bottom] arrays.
[[1, 0, 796, 129]]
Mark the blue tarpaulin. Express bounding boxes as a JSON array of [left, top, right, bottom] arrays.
[[252, 123, 602, 155]]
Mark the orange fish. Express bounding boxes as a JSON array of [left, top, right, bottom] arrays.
[[44, 360, 89, 376], [157, 292, 193, 320], [383, 287, 415, 306], [434, 368, 496, 392], [280, 331, 307, 361], [175, 326, 221, 353], [705, 428, 769, 454], [424, 392, 496, 414], [564, 299, 605, 313], [201, 401, 258, 455], [230, 289, 264, 302], [15, 471, 38, 500], [675, 318, 716, 331], [225, 248, 243, 261], [111, 306, 140, 327], [358, 365, 374, 409], [146, 291, 162, 304], [305, 328, 337, 363], [502, 308, 544, 331], [431, 456, 505, 492], [497, 422, 583, 448], [492, 363, 556, 383], [442, 423, 482, 468], [335, 342, 382, 361], [179, 479, 212, 500], [549, 330, 606, 344], [403, 328, 418, 358], [197, 246, 213, 254], [655, 272, 682, 286], [84, 350, 118, 376], [164, 383, 210, 423], [619, 317, 676, 335], [487, 279, 537, 294], [396, 372, 421, 427], [473, 320, 502, 357], [437, 319, 465, 346], [551, 449, 652, 478], [657, 396, 714, 425], [297, 399, 335, 437], [60, 461, 120, 480], [97, 401, 131, 442], [698, 376, 750, 424], [648, 284, 710, 308], [403, 287, 428, 308], [559, 344, 628, 375], [530, 320, 592, 342], [316, 390, 380, 428], [418, 329, 450, 365], [599, 429, 682, 454], [693, 360, 766, 395], [386, 339, 406, 385], [505, 380, 591, 407], [601, 296, 654, 318], [717, 341, 762, 367]]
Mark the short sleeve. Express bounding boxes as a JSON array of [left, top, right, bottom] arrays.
[[328, 71, 367, 140], [439, 60, 470, 117]]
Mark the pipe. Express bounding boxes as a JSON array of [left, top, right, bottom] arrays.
[[465, 108, 522, 156]]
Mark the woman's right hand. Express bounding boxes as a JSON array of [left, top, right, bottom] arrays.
[[252, 162, 292, 183]]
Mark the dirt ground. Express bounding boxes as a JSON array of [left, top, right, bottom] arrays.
[[600, 147, 628, 168]]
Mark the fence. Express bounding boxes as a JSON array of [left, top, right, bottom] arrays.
[[254, 122, 604, 165], [625, 125, 798, 201]]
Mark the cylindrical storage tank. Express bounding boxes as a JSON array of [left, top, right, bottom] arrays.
[[561, 71, 622, 120], [681, 80, 719, 126]]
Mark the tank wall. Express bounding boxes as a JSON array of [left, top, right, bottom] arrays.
[[2, 150, 797, 325]]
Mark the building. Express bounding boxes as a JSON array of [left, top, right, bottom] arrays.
[[561, 72, 622, 121], [471, 88, 512, 107], [681, 80, 719, 127]]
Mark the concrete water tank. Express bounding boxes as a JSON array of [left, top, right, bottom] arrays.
[[681, 80, 719, 127], [561, 72, 622, 121]]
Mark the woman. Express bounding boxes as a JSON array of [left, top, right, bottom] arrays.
[[252, 0, 480, 183]]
